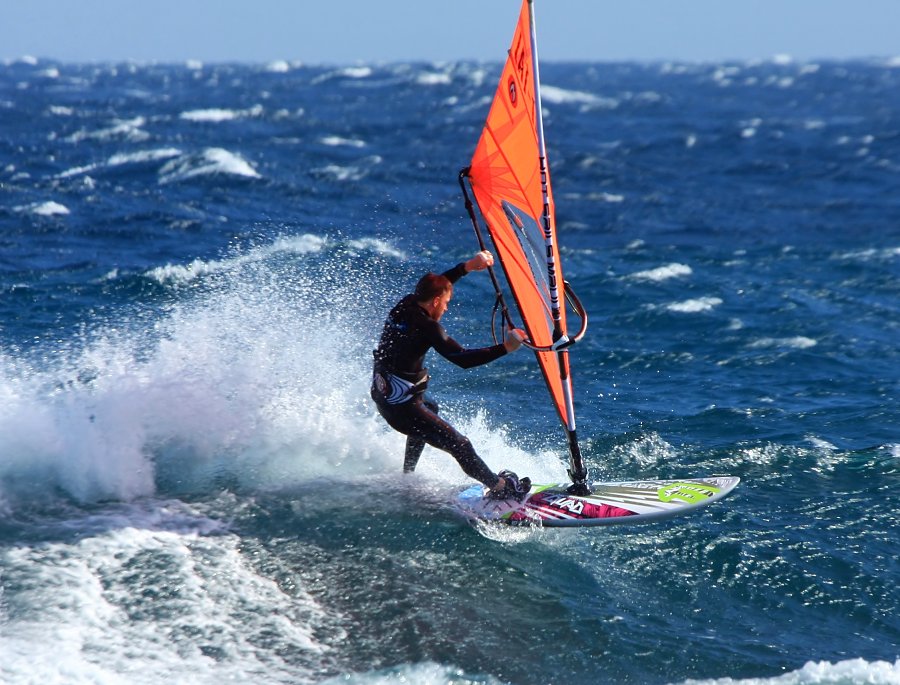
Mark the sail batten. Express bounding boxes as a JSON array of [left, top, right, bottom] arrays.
[[462, 0, 588, 489]]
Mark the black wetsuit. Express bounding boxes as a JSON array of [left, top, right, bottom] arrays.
[[371, 263, 507, 487]]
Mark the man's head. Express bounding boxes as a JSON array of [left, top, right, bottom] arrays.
[[415, 272, 453, 320]]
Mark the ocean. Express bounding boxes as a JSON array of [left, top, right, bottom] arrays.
[[1, 55, 898, 684]]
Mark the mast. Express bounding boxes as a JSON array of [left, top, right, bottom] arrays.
[[527, 0, 589, 493]]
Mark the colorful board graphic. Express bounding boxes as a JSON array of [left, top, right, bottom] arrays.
[[455, 477, 740, 528]]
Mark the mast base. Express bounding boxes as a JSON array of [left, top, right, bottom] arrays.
[[566, 466, 591, 495], [566, 481, 591, 496]]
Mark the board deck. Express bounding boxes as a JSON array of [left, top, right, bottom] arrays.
[[455, 476, 740, 527]]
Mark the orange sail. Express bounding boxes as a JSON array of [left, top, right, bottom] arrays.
[[467, 0, 573, 431], [469, 0, 567, 423]]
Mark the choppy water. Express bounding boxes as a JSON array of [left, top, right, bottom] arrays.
[[1, 55, 898, 684]]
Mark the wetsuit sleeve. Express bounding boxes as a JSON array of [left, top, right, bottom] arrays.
[[442, 263, 468, 284], [427, 320, 507, 369]]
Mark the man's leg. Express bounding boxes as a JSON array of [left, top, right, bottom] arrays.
[[406, 399, 499, 488], [403, 436, 425, 472], [374, 393, 499, 488], [403, 397, 437, 472]]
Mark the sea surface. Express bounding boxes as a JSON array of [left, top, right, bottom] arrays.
[[1, 54, 898, 685]]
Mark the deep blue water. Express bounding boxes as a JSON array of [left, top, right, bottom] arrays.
[[1, 55, 898, 684]]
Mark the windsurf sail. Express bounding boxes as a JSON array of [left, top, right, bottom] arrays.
[[460, 0, 590, 493]]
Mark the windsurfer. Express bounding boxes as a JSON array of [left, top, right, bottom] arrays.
[[371, 250, 530, 500]]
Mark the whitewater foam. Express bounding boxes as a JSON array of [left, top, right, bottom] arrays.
[[179, 104, 264, 123], [630, 263, 693, 282], [0, 237, 413, 506], [158, 148, 260, 184], [587, 191, 625, 203], [416, 72, 452, 86], [0, 502, 331, 684], [667, 297, 723, 313], [311, 156, 382, 182], [320, 135, 367, 148], [834, 246, 900, 262], [64, 116, 150, 144], [748, 336, 817, 350], [58, 147, 182, 179], [609, 432, 678, 469], [13, 201, 70, 216], [674, 658, 900, 685], [312, 66, 373, 84], [319, 662, 504, 685], [541, 84, 617, 108], [346, 237, 406, 260], [107, 148, 183, 166], [143, 234, 350, 286]]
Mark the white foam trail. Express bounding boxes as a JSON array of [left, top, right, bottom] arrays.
[[587, 192, 625, 203], [145, 234, 328, 285], [835, 246, 900, 261], [180, 108, 243, 122], [164, 232, 378, 282], [713, 66, 741, 85], [312, 156, 382, 182], [314, 164, 365, 181], [13, 201, 70, 216], [749, 336, 817, 350], [179, 105, 263, 122], [672, 657, 900, 685], [666, 297, 723, 313], [58, 148, 182, 178], [312, 66, 373, 84], [416, 71, 452, 86], [107, 148, 182, 166], [57, 162, 98, 178], [340, 66, 372, 78], [630, 263, 693, 282], [346, 238, 406, 260], [0, 237, 408, 505], [0, 503, 330, 684], [65, 116, 149, 143], [541, 84, 617, 108], [769, 76, 795, 89], [318, 662, 479, 685], [158, 148, 260, 184], [320, 135, 366, 148], [608, 432, 678, 469]]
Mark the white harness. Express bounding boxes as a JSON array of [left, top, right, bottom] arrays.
[[374, 370, 428, 405]]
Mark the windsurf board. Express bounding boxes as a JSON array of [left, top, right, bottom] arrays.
[[455, 476, 739, 527]]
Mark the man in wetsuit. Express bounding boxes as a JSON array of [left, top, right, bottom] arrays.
[[371, 250, 530, 500]]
